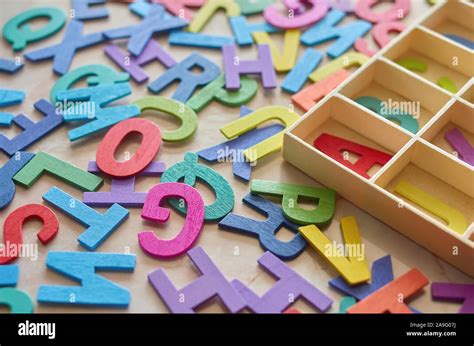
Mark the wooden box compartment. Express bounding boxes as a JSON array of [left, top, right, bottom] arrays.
[[460, 80, 474, 105], [383, 27, 473, 94], [421, 0, 474, 49], [372, 139, 473, 273], [283, 2, 474, 277], [284, 123, 474, 277], [374, 140, 473, 235], [287, 95, 411, 179], [420, 99, 474, 167], [339, 59, 451, 133]]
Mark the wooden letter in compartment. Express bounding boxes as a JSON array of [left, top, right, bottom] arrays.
[[421, 0, 474, 50], [383, 28, 473, 94], [420, 100, 474, 167], [377, 141, 473, 270], [314, 133, 393, 179], [355, 96, 419, 134], [339, 59, 452, 133], [395, 180, 467, 235], [445, 128, 474, 166]]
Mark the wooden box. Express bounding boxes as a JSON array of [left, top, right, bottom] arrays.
[[283, 1, 474, 277]]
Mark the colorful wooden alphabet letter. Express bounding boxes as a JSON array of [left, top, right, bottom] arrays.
[[223, 44, 277, 89], [339, 296, 356, 313], [263, 0, 329, 29], [314, 133, 393, 179], [301, 10, 372, 58], [0, 99, 63, 157], [348, 268, 428, 313], [83, 161, 166, 207], [13, 152, 102, 191], [25, 20, 105, 75], [309, 52, 368, 82], [354, 0, 411, 23], [219, 193, 307, 260], [0, 58, 24, 74], [394, 180, 467, 234], [104, 40, 176, 84], [431, 282, 474, 314], [330, 255, 420, 313], [283, 307, 302, 313], [229, 15, 278, 46], [188, 0, 240, 33], [38, 251, 136, 307], [231, 251, 333, 313], [168, 0, 237, 48], [148, 53, 220, 102], [281, 49, 323, 94], [0, 89, 25, 107], [129, 1, 161, 17], [1, 204, 59, 264], [72, 0, 109, 21], [250, 179, 336, 226], [186, 74, 257, 113], [96, 118, 162, 177], [437, 76, 458, 94], [236, 0, 275, 15], [220, 106, 299, 162], [104, 4, 187, 56], [354, 22, 406, 57], [42, 187, 129, 250], [330, 255, 393, 300], [330, 0, 354, 12], [253, 29, 300, 72], [139, 182, 205, 258], [197, 106, 283, 181], [160, 152, 235, 221], [0, 112, 13, 126], [0, 265, 19, 287], [445, 128, 474, 166], [0, 152, 34, 209], [57, 83, 140, 141], [0, 265, 33, 313], [292, 69, 350, 111], [0, 89, 16, 110], [355, 96, 419, 134], [0, 288, 34, 313], [0, 89, 25, 126], [2, 7, 66, 51], [396, 58, 427, 72], [444, 34, 474, 50], [148, 246, 246, 313], [134, 96, 198, 142], [59, 82, 134, 122], [169, 31, 236, 49], [153, 0, 205, 21], [50, 64, 129, 103], [299, 216, 370, 285]]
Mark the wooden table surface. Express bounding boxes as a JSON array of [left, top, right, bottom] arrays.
[[1, 0, 472, 313]]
